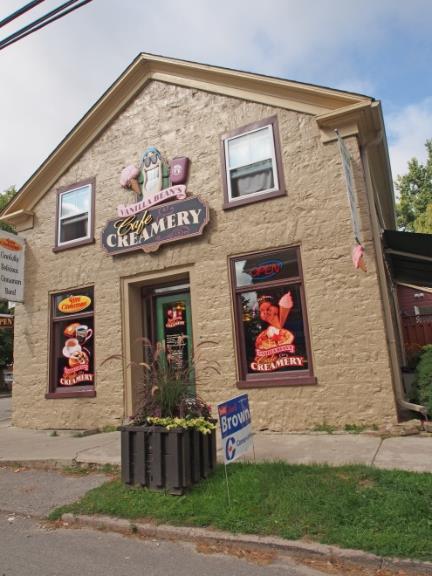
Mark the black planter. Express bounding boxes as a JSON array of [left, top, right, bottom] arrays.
[[120, 425, 217, 495]]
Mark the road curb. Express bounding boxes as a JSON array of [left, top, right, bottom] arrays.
[[61, 513, 432, 575], [0, 459, 76, 469]]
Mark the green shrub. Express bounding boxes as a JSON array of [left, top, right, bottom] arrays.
[[415, 345, 432, 416]]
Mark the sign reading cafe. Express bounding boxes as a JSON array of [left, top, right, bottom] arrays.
[[102, 148, 209, 255]]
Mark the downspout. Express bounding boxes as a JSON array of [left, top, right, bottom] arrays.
[[360, 136, 426, 417]]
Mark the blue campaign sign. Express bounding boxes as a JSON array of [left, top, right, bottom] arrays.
[[217, 394, 253, 463]]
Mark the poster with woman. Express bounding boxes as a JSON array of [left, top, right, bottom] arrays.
[[241, 285, 308, 374]]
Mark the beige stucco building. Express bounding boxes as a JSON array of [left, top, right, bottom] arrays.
[[2, 54, 414, 431]]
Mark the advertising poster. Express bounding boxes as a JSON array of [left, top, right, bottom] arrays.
[[241, 284, 308, 374], [57, 319, 94, 387], [53, 289, 94, 388], [0, 229, 25, 303], [234, 251, 309, 375], [218, 394, 253, 464], [162, 300, 189, 372]]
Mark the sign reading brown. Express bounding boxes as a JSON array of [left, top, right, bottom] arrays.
[[101, 196, 209, 255]]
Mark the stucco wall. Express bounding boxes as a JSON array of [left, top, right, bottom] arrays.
[[12, 80, 398, 430]]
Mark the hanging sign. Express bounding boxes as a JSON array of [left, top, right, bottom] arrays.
[[101, 196, 209, 255], [335, 129, 361, 244], [217, 394, 253, 464], [0, 230, 25, 303]]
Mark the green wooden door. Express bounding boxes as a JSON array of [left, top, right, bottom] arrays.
[[155, 292, 194, 392]]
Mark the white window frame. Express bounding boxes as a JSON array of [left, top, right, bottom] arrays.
[[224, 124, 279, 203], [56, 180, 94, 249], [221, 116, 285, 210]]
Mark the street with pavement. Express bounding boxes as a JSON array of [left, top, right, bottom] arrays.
[[2, 396, 432, 575]]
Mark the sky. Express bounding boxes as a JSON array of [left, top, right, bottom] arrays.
[[1, 0, 432, 195]]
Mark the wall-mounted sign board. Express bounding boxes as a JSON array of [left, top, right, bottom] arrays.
[[0, 230, 25, 302], [101, 196, 209, 256]]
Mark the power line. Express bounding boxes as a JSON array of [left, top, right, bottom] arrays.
[[0, 0, 93, 51], [0, 0, 46, 29]]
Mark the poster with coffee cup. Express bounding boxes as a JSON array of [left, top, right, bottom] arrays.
[[57, 319, 94, 386]]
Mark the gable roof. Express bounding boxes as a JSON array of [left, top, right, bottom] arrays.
[[2, 52, 394, 229]]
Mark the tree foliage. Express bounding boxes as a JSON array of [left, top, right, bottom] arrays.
[[0, 186, 17, 234], [395, 140, 432, 233]]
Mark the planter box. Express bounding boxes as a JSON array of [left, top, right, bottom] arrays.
[[121, 425, 217, 495]]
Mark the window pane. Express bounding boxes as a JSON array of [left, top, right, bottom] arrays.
[[239, 284, 308, 375], [228, 127, 273, 169], [60, 214, 88, 243], [234, 248, 299, 288], [230, 159, 274, 198], [60, 186, 90, 218]]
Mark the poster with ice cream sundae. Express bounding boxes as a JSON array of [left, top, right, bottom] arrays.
[[241, 285, 308, 374]]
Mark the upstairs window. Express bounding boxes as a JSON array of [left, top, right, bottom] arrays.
[[221, 116, 285, 209], [55, 178, 95, 251]]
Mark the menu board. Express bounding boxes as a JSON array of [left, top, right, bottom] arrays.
[[162, 300, 189, 372]]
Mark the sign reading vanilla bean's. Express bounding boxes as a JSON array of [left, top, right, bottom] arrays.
[[102, 148, 209, 255]]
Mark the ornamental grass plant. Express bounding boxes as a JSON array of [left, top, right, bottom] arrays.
[[103, 337, 219, 433]]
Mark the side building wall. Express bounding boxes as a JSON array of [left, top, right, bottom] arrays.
[[12, 80, 398, 430]]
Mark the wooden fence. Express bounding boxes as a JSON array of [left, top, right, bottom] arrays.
[[402, 314, 432, 359]]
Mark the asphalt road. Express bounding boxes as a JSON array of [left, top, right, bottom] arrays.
[[0, 466, 329, 576]]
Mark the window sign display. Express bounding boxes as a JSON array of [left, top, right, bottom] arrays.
[[48, 286, 95, 397], [156, 292, 193, 388], [231, 247, 315, 387], [55, 317, 94, 386], [241, 284, 307, 373]]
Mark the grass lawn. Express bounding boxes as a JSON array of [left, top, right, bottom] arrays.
[[50, 462, 432, 561]]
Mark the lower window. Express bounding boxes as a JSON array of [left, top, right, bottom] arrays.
[[230, 247, 315, 387], [47, 286, 95, 398]]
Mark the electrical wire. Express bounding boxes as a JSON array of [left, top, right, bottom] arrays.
[[0, 0, 93, 51], [0, 0, 46, 29]]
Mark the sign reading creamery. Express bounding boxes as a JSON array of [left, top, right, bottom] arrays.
[[103, 147, 208, 255], [0, 230, 25, 303], [102, 196, 209, 255]]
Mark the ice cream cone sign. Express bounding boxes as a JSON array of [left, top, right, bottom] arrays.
[[120, 165, 141, 197], [278, 292, 294, 326], [352, 244, 367, 272]]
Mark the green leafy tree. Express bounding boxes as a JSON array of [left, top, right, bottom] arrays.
[[395, 140, 432, 233], [0, 186, 17, 234]]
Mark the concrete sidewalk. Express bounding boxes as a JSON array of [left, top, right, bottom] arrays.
[[2, 397, 432, 472]]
